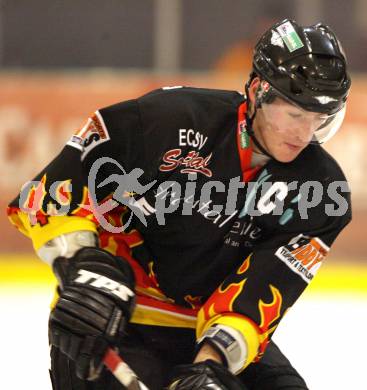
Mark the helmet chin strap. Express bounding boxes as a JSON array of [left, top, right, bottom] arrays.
[[244, 82, 274, 160]]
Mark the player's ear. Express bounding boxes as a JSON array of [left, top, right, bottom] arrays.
[[248, 77, 261, 107]]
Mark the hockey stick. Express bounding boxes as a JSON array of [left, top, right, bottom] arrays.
[[103, 348, 149, 390]]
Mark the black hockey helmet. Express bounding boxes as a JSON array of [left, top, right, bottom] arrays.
[[251, 19, 351, 115]]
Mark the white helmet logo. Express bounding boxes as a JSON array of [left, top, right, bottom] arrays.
[[314, 96, 338, 104]]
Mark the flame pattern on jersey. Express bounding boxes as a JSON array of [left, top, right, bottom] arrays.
[[256, 285, 283, 360], [200, 255, 251, 323]]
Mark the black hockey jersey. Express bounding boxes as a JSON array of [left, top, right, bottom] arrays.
[[8, 86, 351, 366]]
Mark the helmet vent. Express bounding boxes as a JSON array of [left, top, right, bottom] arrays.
[[290, 80, 303, 95], [296, 65, 308, 80]]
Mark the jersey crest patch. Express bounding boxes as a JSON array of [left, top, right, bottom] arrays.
[[67, 111, 110, 160]]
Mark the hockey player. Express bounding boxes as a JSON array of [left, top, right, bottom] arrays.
[[8, 19, 351, 390]]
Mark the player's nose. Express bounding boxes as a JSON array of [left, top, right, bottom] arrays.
[[292, 119, 315, 144]]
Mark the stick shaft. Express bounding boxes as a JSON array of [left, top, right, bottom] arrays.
[[103, 348, 148, 390]]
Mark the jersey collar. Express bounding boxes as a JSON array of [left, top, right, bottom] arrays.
[[237, 102, 263, 182]]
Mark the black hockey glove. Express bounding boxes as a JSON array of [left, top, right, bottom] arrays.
[[168, 360, 247, 390], [49, 247, 135, 381]]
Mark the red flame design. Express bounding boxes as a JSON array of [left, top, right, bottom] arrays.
[[202, 255, 252, 321], [256, 284, 283, 359], [55, 179, 72, 206], [184, 295, 203, 310], [21, 175, 48, 225]]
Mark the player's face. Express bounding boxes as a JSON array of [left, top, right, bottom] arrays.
[[253, 98, 327, 162]]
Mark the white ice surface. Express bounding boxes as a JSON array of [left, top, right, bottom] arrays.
[[1, 288, 366, 390]]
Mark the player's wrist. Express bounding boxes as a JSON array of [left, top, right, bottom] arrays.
[[37, 230, 98, 266], [196, 324, 248, 374], [194, 342, 224, 365]]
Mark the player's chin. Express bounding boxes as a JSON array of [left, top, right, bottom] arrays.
[[275, 142, 308, 162], [274, 148, 303, 163]]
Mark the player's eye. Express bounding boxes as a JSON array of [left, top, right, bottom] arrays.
[[288, 112, 302, 118]]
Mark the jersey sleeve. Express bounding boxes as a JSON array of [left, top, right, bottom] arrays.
[[196, 182, 351, 370], [7, 98, 149, 250]]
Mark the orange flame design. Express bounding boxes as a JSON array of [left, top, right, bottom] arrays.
[[148, 261, 160, 287], [202, 255, 252, 321], [22, 175, 47, 225], [257, 284, 283, 359], [258, 284, 282, 331], [238, 254, 251, 274], [204, 280, 246, 321], [22, 175, 46, 210], [47, 179, 73, 216], [184, 295, 203, 310], [72, 187, 98, 221], [55, 179, 72, 206]]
